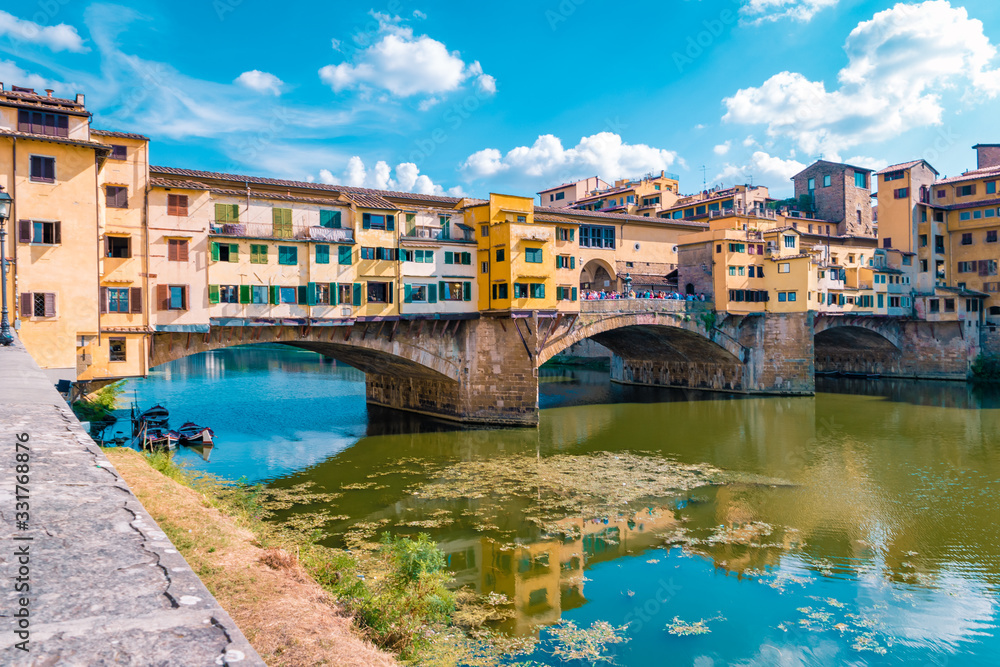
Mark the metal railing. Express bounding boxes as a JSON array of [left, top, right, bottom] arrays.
[[210, 222, 354, 243]]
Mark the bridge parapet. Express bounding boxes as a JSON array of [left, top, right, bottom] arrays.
[[579, 299, 714, 315]]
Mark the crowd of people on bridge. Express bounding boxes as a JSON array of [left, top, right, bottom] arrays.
[[581, 289, 707, 302]]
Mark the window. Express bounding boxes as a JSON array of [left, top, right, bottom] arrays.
[[358, 246, 372, 260], [919, 234, 928, 247], [18, 110, 68, 137], [339, 245, 353, 265], [823, 175, 831, 187], [979, 259, 998, 276], [929, 299, 940, 313], [367, 281, 391, 303], [273, 208, 293, 238], [556, 228, 575, 241], [988, 181, 997, 195], [530, 283, 545, 299], [102, 235, 130, 259], [251, 285, 268, 304], [728, 243, 746, 253], [579, 225, 616, 249], [890, 296, 901, 308], [108, 338, 126, 362], [738, 266, 746, 276], [903, 255, 912, 266], [960, 212, 972, 221], [855, 172, 868, 188], [525, 247, 543, 263], [406, 285, 428, 303], [882, 171, 904, 182], [974, 210, 983, 219], [157, 285, 187, 311], [517, 215, 527, 223], [934, 211, 945, 223], [250, 244, 268, 264], [894, 188, 909, 199], [414, 249, 434, 263], [278, 246, 297, 265], [945, 298, 956, 313], [935, 236, 945, 253], [958, 185, 976, 197], [807, 178, 815, 190], [106, 186, 128, 208], [401, 249, 414, 262], [777, 291, 797, 302], [496, 248, 505, 262], [556, 255, 576, 269], [962, 233, 973, 245], [168, 239, 189, 262], [314, 283, 331, 305], [279, 287, 297, 304], [513, 283, 529, 299], [107, 288, 129, 313], [167, 194, 188, 216], [481, 225, 489, 238], [212, 242, 238, 263], [316, 244, 330, 264], [937, 189, 946, 199], [920, 259, 928, 272], [988, 230, 998, 243], [210, 285, 239, 304], [109, 144, 127, 160], [783, 235, 796, 248], [319, 210, 342, 228], [29, 155, 55, 183], [481, 261, 489, 274], [18, 220, 60, 245], [376, 247, 395, 261], [958, 261, 975, 273], [216, 203, 240, 223], [362, 213, 395, 231], [338, 284, 354, 306], [778, 263, 790, 274], [492, 283, 508, 300]]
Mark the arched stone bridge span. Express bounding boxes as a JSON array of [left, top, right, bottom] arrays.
[[146, 304, 976, 426]]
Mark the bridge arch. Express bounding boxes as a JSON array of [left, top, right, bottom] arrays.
[[149, 323, 464, 383], [813, 317, 902, 376], [580, 258, 617, 292]]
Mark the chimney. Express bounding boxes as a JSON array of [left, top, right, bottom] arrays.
[[0, 83, 4, 91], [75, 93, 85, 105], [45, 89, 53, 97], [973, 144, 1000, 170]]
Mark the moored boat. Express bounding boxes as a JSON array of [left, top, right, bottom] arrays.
[[177, 422, 215, 446]]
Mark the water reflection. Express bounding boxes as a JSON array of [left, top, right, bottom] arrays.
[[125, 348, 1000, 665]]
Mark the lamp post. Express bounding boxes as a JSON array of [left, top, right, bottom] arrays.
[[0, 185, 13, 346], [623, 272, 633, 299]]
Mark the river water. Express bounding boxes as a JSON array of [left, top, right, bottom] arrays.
[[121, 346, 1000, 665]]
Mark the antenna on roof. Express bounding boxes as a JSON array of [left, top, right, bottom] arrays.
[[813, 154, 824, 162], [700, 165, 708, 191]]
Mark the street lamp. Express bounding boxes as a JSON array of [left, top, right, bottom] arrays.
[[623, 272, 633, 298], [0, 185, 14, 346]]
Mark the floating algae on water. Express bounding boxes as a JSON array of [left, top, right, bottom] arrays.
[[548, 621, 630, 663], [665, 614, 725, 636]]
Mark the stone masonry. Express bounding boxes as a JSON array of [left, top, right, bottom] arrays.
[[0, 337, 263, 666]]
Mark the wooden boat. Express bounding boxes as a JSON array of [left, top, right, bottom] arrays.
[[177, 422, 215, 446], [144, 427, 179, 451], [138, 404, 169, 426]]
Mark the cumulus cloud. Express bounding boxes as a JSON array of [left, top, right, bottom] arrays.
[[0, 10, 88, 52], [322, 157, 465, 197], [714, 141, 731, 156], [462, 132, 678, 186], [723, 1, 1000, 156], [319, 11, 495, 99], [0, 59, 59, 92], [714, 151, 806, 190], [234, 70, 283, 96], [740, 0, 839, 24]]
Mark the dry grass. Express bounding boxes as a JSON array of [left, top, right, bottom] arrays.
[[104, 448, 398, 667]]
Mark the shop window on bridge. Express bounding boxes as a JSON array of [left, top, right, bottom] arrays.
[[109, 338, 126, 362], [320, 209, 342, 228], [579, 225, 615, 249], [365, 281, 391, 304], [525, 248, 543, 263], [251, 286, 268, 304], [314, 283, 331, 305], [777, 291, 797, 302], [514, 283, 528, 299], [437, 281, 470, 302], [492, 283, 508, 300], [405, 285, 429, 303], [20, 220, 61, 245], [728, 243, 745, 253], [337, 284, 355, 306]]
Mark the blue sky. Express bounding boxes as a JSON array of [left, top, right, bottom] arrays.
[[2, 0, 999, 198]]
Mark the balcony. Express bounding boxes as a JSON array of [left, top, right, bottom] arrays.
[[210, 222, 354, 243]]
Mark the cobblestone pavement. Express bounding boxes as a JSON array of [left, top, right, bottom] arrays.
[[0, 338, 264, 666]]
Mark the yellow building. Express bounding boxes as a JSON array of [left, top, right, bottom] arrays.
[[565, 171, 680, 216]]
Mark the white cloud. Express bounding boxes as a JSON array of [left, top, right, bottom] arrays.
[[723, 1, 1000, 156], [463, 132, 678, 185], [740, 0, 839, 24], [714, 141, 731, 156], [714, 151, 805, 189], [844, 155, 888, 172], [325, 156, 464, 197], [0, 10, 88, 52], [234, 70, 283, 96], [413, 9, 427, 19], [319, 12, 495, 99], [0, 59, 58, 92], [743, 135, 757, 147], [330, 38, 341, 51]]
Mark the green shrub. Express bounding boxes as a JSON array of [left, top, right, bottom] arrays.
[[972, 354, 1000, 381]]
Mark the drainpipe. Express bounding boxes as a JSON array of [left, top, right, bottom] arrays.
[[142, 140, 150, 377], [10, 137, 17, 332], [95, 151, 102, 347]]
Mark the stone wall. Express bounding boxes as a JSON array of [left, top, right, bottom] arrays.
[[677, 242, 714, 297], [792, 162, 873, 237], [612, 356, 744, 391], [738, 311, 816, 394]]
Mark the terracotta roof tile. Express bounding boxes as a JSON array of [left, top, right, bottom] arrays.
[[0, 129, 110, 152], [91, 129, 151, 141], [149, 177, 210, 191], [934, 166, 1000, 185], [875, 160, 925, 175]]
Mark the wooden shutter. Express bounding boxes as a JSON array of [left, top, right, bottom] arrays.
[[330, 283, 339, 305], [428, 284, 437, 304], [572, 287, 578, 301], [362, 213, 371, 230], [156, 284, 169, 311], [168, 239, 178, 261], [211, 242, 220, 262], [404, 284, 412, 303], [307, 283, 317, 306], [44, 293, 55, 317], [387, 283, 393, 304], [463, 282, 471, 302], [52, 222, 61, 245], [270, 285, 280, 305], [19, 293, 31, 317], [352, 283, 362, 306], [18, 220, 31, 244], [167, 195, 188, 216], [445, 251, 453, 265], [332, 210, 341, 228], [239, 285, 251, 304], [208, 285, 220, 304], [229, 243, 238, 262], [181, 286, 189, 310], [339, 246, 352, 265], [178, 240, 189, 262], [215, 203, 227, 222], [439, 281, 446, 301], [386, 215, 395, 232], [100, 287, 108, 314], [130, 287, 142, 314], [298, 285, 307, 305]]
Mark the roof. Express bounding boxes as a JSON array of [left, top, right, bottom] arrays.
[[207, 187, 348, 207], [91, 129, 151, 141], [0, 88, 88, 116], [533, 204, 708, 228], [342, 192, 397, 211], [151, 165, 465, 206], [935, 196, 1000, 212], [0, 129, 111, 152], [149, 177, 209, 191], [792, 159, 874, 180], [931, 285, 988, 298], [537, 177, 609, 194], [934, 165, 1000, 185], [875, 159, 939, 176]]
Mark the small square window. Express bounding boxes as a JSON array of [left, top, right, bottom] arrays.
[[109, 145, 128, 160], [29, 155, 55, 183], [109, 338, 127, 362]]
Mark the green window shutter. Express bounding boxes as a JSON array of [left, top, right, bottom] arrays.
[[332, 211, 341, 228], [298, 285, 307, 304], [239, 285, 251, 304], [214, 203, 226, 222], [229, 243, 239, 262], [388, 283, 394, 304], [229, 204, 239, 222], [211, 242, 220, 262], [556, 256, 562, 269], [570, 256, 576, 269], [463, 282, 471, 301], [270, 285, 280, 305], [307, 282, 317, 306], [362, 213, 371, 230], [428, 284, 437, 304], [439, 281, 446, 301], [386, 215, 395, 232], [208, 285, 220, 304], [320, 210, 342, 229], [330, 283, 339, 305], [570, 229, 575, 242], [445, 251, 454, 265], [572, 287, 578, 301], [316, 245, 330, 264], [462, 252, 471, 265], [339, 245, 352, 265], [404, 284, 412, 303], [353, 283, 362, 306]]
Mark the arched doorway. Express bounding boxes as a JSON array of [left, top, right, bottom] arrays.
[[580, 259, 617, 292]]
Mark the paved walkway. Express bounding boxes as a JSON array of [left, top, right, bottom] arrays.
[[0, 337, 264, 666]]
